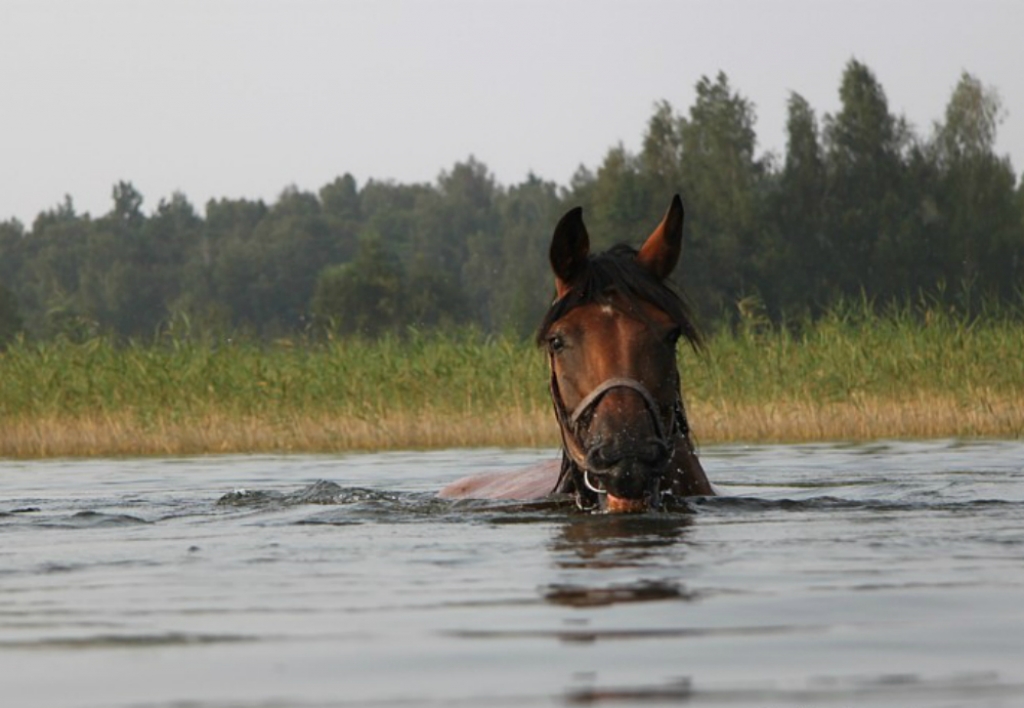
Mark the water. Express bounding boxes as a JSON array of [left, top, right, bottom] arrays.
[[2, 440, 1024, 707]]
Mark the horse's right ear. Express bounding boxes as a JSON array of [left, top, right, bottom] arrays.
[[550, 206, 590, 297], [637, 194, 684, 280]]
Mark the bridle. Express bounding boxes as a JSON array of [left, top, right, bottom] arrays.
[[547, 350, 691, 510]]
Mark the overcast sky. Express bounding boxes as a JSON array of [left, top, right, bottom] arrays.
[[2, 0, 1022, 225]]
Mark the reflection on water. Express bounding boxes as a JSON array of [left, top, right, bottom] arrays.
[[543, 514, 697, 617], [550, 513, 693, 569], [565, 678, 695, 705], [544, 579, 693, 608], [2, 441, 1024, 707]]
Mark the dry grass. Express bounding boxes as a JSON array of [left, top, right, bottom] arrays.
[[690, 391, 1024, 444], [1, 392, 1021, 458], [0, 409, 558, 458]]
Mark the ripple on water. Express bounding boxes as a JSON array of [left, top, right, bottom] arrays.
[[2, 443, 1024, 708]]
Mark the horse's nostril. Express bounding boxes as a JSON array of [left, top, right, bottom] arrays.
[[586, 443, 621, 471], [643, 440, 670, 465], [586, 438, 668, 472]]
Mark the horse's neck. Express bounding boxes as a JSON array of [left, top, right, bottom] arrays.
[[667, 433, 714, 496]]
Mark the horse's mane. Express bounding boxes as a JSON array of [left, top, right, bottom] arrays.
[[536, 244, 703, 351]]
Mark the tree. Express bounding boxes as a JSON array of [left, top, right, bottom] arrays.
[[112, 181, 144, 225], [1, 64, 1020, 342], [410, 158, 497, 326], [20, 197, 90, 337], [207, 187, 336, 335], [311, 234, 405, 336], [319, 173, 361, 263], [178, 196, 269, 334], [75, 182, 158, 338], [822, 59, 909, 299], [764, 92, 827, 315], [0, 220, 25, 301], [676, 72, 767, 321], [931, 72, 1021, 305], [320, 173, 361, 222], [146, 193, 204, 329], [935, 72, 1004, 162], [492, 175, 562, 336], [0, 281, 23, 348], [641, 100, 684, 193], [588, 145, 651, 249]]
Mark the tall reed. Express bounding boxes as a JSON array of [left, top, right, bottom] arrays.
[[681, 301, 1024, 442], [1, 305, 1021, 457]]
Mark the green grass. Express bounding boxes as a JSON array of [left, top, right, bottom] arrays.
[[688, 302, 1024, 405], [0, 329, 550, 421]]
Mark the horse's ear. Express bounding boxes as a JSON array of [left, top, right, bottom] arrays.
[[637, 194, 684, 280], [550, 206, 590, 297]]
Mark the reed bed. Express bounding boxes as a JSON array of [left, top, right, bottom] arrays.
[[1, 307, 1022, 458]]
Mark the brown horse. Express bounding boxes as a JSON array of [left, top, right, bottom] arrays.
[[440, 195, 713, 512]]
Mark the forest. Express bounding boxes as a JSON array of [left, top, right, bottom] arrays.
[[1, 59, 1022, 347]]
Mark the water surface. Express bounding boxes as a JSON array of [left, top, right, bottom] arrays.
[[2, 440, 1024, 707]]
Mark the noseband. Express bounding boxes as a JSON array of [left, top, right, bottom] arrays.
[[562, 377, 670, 447]]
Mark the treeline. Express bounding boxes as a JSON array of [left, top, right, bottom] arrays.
[[1, 60, 1022, 347]]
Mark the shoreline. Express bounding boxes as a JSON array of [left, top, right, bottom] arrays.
[[3, 393, 1020, 459]]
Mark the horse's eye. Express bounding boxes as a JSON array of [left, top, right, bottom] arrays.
[[547, 334, 566, 354]]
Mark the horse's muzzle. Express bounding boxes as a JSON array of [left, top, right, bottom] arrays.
[[584, 439, 669, 512]]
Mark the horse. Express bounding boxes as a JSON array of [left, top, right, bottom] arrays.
[[440, 195, 714, 512]]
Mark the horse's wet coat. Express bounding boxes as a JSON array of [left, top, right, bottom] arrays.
[[440, 195, 713, 511]]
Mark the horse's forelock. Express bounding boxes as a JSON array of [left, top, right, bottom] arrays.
[[536, 244, 702, 351]]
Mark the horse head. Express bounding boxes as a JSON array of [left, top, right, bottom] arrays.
[[540, 195, 712, 512]]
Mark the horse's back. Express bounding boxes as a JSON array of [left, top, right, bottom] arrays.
[[438, 460, 561, 501]]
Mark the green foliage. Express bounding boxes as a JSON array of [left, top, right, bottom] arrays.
[[492, 175, 562, 337], [0, 281, 24, 348], [821, 60, 909, 298], [765, 92, 827, 316], [311, 236, 404, 336], [677, 73, 767, 320], [931, 73, 1021, 306], [0, 63, 1021, 342]]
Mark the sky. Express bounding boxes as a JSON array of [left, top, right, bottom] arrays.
[[2, 0, 1022, 225]]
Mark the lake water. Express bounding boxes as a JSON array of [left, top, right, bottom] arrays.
[[2, 440, 1024, 707]]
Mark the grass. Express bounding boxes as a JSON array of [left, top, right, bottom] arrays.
[[1, 305, 1022, 458], [0, 330, 555, 457], [685, 302, 1024, 443]]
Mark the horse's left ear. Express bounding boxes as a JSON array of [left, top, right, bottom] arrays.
[[636, 194, 684, 280], [550, 206, 591, 297]]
